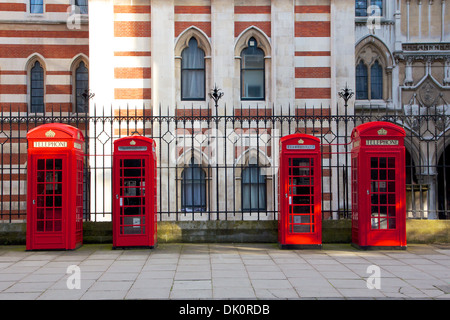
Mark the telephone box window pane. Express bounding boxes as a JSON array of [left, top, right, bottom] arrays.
[[37, 184, 45, 194], [293, 225, 310, 233], [55, 159, 62, 170], [34, 157, 64, 233], [37, 208, 44, 219], [389, 219, 396, 229], [38, 159, 45, 170], [54, 220, 62, 232], [46, 172, 53, 183], [370, 156, 397, 230], [124, 159, 141, 167], [388, 157, 395, 168], [46, 159, 53, 170]]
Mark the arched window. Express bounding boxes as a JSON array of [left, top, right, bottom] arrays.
[[370, 60, 383, 99], [181, 158, 206, 211], [30, 61, 44, 113], [356, 61, 368, 100], [181, 38, 205, 100], [241, 163, 266, 211], [241, 37, 265, 100], [355, 59, 384, 100], [75, 61, 89, 113]]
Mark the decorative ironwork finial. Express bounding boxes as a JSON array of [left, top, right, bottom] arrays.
[[208, 84, 224, 109], [338, 83, 354, 108]]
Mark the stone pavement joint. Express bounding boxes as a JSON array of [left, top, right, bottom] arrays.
[[0, 243, 449, 300]]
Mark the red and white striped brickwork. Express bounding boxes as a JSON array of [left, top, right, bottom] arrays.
[[0, 1, 88, 114], [294, 0, 331, 109], [0, 0, 88, 220]]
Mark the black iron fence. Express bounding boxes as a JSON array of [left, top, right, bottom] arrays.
[[0, 103, 449, 222]]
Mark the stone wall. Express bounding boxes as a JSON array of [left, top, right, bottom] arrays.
[[1, 219, 449, 245]]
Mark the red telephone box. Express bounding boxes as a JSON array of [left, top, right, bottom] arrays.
[[113, 136, 157, 248], [26, 123, 84, 250], [278, 134, 322, 249], [351, 121, 406, 249]]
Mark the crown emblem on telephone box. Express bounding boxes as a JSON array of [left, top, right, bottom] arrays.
[[45, 130, 56, 138]]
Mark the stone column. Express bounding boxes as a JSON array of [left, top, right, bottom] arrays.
[[151, 0, 175, 219], [271, 0, 295, 114], [88, 0, 115, 221], [211, 0, 234, 219], [331, 0, 355, 219]]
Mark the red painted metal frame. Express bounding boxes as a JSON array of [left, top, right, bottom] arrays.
[[278, 133, 322, 249], [26, 123, 84, 250], [113, 136, 157, 248], [351, 121, 407, 249]]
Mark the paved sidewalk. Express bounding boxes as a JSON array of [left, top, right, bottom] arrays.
[[0, 243, 449, 300]]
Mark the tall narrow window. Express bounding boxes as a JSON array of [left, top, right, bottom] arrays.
[[370, 60, 383, 99], [181, 158, 206, 212], [75, 0, 88, 14], [75, 61, 89, 113], [241, 37, 265, 100], [30, 0, 43, 13], [181, 38, 205, 100], [242, 164, 266, 211], [30, 61, 44, 113], [356, 61, 368, 100]]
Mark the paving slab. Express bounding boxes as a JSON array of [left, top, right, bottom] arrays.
[[0, 243, 448, 301]]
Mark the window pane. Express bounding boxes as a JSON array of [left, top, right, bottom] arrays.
[[76, 62, 89, 113], [181, 70, 205, 100], [242, 166, 266, 211], [241, 38, 265, 100], [356, 0, 367, 16], [356, 61, 368, 100], [76, 0, 88, 14], [30, 0, 43, 13], [242, 70, 264, 99], [371, 60, 383, 99], [370, 0, 382, 13], [30, 61, 44, 113], [181, 161, 206, 211], [181, 38, 205, 100]]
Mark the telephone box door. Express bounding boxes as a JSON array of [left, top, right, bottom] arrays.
[[30, 156, 67, 249], [26, 123, 84, 251], [351, 122, 406, 249], [279, 134, 322, 249], [113, 137, 157, 248], [365, 151, 405, 247]]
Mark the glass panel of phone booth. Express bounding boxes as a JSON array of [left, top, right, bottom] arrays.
[[36, 157, 64, 233], [119, 158, 146, 235], [288, 157, 315, 233], [370, 156, 396, 230]]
